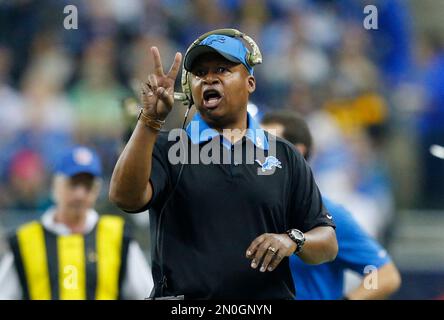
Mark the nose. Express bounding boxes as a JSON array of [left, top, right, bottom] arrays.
[[201, 71, 221, 85], [71, 184, 89, 199]]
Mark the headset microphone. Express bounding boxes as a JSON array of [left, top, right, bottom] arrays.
[[173, 92, 188, 103]]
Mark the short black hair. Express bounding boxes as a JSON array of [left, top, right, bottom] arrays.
[[261, 110, 313, 160]]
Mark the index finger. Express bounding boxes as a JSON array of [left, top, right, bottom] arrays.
[[167, 52, 183, 81], [151, 46, 165, 77], [246, 234, 267, 258]]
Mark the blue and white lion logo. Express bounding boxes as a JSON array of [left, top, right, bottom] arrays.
[[207, 36, 226, 45], [256, 156, 282, 172]]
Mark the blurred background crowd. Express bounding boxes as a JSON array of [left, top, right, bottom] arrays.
[[0, 0, 444, 299]]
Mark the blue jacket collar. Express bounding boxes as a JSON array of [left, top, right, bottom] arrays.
[[185, 111, 269, 150]]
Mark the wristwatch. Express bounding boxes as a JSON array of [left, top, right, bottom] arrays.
[[286, 229, 305, 254]]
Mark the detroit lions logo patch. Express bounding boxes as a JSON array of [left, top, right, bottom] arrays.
[[206, 36, 226, 45], [256, 156, 282, 172]]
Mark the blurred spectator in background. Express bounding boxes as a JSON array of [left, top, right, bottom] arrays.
[[69, 37, 129, 176], [416, 33, 444, 209], [0, 45, 26, 209], [21, 33, 75, 168], [5, 149, 51, 212], [0, 146, 152, 299]]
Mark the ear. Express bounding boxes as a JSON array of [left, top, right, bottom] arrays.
[[247, 75, 256, 94]]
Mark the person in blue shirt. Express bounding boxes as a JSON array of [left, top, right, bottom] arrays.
[[261, 110, 401, 300]]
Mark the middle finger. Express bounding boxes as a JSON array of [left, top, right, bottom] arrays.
[[260, 245, 279, 272], [151, 46, 165, 77]]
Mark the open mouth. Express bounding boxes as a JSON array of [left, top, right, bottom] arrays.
[[203, 89, 223, 109]]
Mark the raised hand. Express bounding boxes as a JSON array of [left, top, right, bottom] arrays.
[[141, 47, 182, 120]]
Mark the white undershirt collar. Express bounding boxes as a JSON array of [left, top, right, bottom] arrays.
[[41, 207, 99, 235]]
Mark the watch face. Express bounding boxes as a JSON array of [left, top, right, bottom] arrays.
[[291, 229, 304, 241]]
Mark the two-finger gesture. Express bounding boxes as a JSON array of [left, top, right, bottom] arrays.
[[141, 47, 182, 120]]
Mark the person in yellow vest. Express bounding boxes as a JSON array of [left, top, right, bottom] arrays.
[[0, 146, 153, 300]]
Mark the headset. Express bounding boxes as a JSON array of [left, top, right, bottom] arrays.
[[152, 29, 262, 299], [173, 28, 263, 107]]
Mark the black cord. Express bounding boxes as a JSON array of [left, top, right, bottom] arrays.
[[154, 106, 191, 297]]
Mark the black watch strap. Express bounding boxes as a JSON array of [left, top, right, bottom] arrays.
[[286, 229, 305, 254]]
